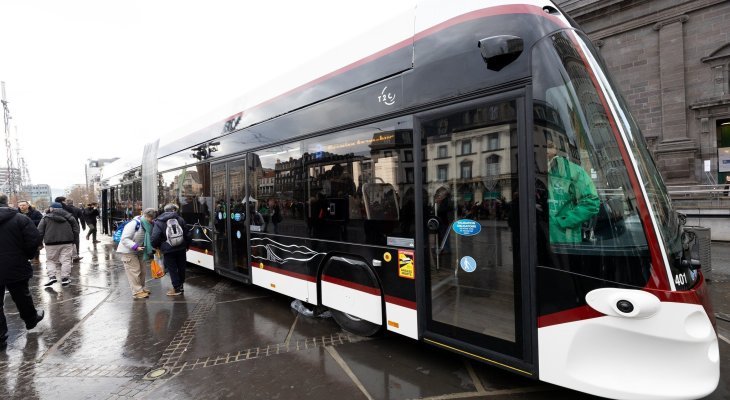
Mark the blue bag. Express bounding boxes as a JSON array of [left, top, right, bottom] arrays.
[[113, 219, 140, 244]]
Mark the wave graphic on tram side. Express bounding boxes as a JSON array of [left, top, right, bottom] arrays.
[[250, 238, 326, 265]]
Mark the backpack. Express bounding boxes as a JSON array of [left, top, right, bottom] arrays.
[[165, 218, 185, 247], [113, 218, 140, 244]]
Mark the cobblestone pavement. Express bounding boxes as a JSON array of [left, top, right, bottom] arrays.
[[1, 235, 728, 399]]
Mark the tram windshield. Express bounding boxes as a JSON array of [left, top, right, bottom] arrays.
[[531, 30, 685, 288]]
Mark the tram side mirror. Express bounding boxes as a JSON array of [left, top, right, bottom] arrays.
[[427, 218, 440, 233], [680, 258, 702, 271], [478, 35, 523, 71]]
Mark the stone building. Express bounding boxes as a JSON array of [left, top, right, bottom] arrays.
[[555, 0, 730, 185]]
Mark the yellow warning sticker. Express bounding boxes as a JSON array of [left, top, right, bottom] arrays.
[[398, 250, 415, 279], [259, 262, 264, 269], [383, 252, 392, 262]]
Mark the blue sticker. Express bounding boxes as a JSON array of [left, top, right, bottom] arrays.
[[234, 213, 242, 222], [236, 230, 241, 239], [452, 219, 481, 236], [460, 256, 477, 273]]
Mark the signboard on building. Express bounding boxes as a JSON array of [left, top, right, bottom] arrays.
[[718, 147, 730, 172]]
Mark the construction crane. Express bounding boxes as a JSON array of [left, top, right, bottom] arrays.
[[2, 81, 19, 200]]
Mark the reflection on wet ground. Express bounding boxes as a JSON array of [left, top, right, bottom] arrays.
[[1, 235, 728, 399]]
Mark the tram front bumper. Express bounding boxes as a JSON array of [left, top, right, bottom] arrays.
[[538, 301, 719, 400]]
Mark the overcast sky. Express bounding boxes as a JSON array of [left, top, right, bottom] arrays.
[[0, 0, 416, 190]]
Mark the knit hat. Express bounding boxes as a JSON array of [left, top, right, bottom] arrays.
[[50, 202, 63, 209]]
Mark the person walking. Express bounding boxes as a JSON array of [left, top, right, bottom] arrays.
[[54, 197, 86, 262], [83, 203, 100, 243], [0, 194, 44, 349], [38, 202, 79, 287], [151, 204, 191, 296], [116, 208, 156, 299], [17, 200, 44, 265]]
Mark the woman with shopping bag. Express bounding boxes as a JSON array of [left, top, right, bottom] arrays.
[[116, 208, 158, 299]]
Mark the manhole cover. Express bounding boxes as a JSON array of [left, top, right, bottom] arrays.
[[143, 368, 168, 380]]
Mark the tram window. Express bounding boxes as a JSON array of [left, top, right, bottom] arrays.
[[158, 164, 212, 226], [251, 118, 415, 244], [437, 165, 448, 181], [533, 32, 651, 288]]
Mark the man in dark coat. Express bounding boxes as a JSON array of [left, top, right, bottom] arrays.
[[17, 200, 43, 227], [83, 203, 100, 243], [0, 194, 44, 349], [55, 197, 85, 261], [39, 203, 79, 287], [18, 200, 44, 265], [151, 203, 192, 296]]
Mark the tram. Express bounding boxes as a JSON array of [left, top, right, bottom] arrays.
[[99, 1, 720, 398]]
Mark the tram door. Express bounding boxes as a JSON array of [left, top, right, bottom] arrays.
[[101, 189, 109, 235], [420, 97, 532, 368], [211, 158, 250, 279]]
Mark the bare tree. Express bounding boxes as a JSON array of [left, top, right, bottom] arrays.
[[67, 185, 97, 206], [34, 197, 50, 211]]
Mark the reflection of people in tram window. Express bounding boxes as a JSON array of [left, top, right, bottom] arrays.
[[434, 188, 453, 252], [259, 201, 270, 232], [546, 137, 599, 244], [270, 199, 282, 234]]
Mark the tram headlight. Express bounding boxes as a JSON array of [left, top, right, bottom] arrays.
[[616, 300, 634, 314]]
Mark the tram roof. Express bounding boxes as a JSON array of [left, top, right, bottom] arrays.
[[101, 0, 569, 183]]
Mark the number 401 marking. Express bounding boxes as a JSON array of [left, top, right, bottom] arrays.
[[675, 273, 687, 286]]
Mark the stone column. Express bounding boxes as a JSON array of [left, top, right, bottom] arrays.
[[653, 15, 697, 183]]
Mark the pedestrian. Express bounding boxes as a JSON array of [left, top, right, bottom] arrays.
[[151, 203, 191, 296], [17, 199, 44, 265], [116, 208, 156, 299], [17, 200, 43, 227], [0, 193, 45, 349], [38, 202, 80, 287], [271, 200, 282, 234], [83, 203, 101, 243], [54, 197, 86, 261]]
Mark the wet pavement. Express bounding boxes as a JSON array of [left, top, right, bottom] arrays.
[[1, 234, 729, 400]]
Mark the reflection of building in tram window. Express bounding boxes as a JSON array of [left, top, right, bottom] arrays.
[[546, 137, 599, 244]]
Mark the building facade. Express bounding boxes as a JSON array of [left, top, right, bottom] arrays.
[[25, 184, 52, 205], [86, 158, 119, 194], [556, 0, 730, 185]]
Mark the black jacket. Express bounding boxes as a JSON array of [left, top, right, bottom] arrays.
[[38, 208, 80, 245], [19, 206, 43, 227], [82, 207, 100, 225], [63, 203, 86, 230], [151, 212, 192, 254], [0, 207, 42, 284]]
